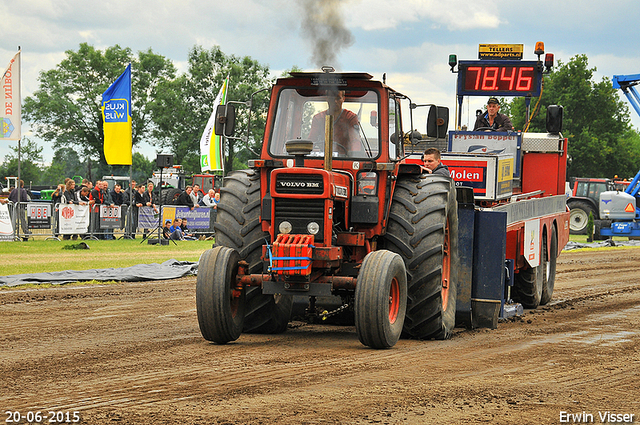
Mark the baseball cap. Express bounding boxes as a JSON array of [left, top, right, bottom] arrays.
[[487, 97, 500, 105]]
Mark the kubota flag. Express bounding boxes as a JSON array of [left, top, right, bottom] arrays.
[[101, 64, 132, 165], [1, 50, 21, 140]]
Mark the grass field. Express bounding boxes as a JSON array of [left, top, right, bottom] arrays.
[[0, 233, 635, 278], [0, 238, 214, 276]]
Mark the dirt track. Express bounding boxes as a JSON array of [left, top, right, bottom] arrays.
[[1, 247, 639, 424]]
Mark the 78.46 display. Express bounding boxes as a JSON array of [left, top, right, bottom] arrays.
[[457, 60, 542, 97]]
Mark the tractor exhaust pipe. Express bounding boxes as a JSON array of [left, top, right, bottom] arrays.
[[324, 114, 333, 171]]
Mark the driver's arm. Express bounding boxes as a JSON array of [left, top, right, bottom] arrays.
[[497, 115, 513, 131], [343, 112, 364, 154], [308, 112, 325, 143], [473, 114, 485, 131]]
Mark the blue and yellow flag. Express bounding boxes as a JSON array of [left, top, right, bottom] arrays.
[[101, 64, 132, 165]]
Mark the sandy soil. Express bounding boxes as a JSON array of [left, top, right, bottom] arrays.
[[1, 247, 639, 424]]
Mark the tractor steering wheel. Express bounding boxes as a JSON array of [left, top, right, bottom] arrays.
[[475, 127, 497, 132], [312, 140, 349, 157], [333, 142, 349, 156]]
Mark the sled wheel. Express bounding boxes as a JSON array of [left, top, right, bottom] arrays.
[[512, 257, 543, 309], [540, 225, 558, 305], [355, 250, 407, 349], [196, 246, 245, 344]]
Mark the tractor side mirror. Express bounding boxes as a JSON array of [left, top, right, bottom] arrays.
[[546, 105, 563, 134], [214, 104, 236, 137], [426, 105, 449, 139]]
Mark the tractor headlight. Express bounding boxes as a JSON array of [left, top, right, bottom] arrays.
[[279, 221, 292, 234], [307, 221, 320, 235]]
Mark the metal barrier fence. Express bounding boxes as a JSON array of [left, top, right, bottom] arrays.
[[0, 201, 217, 242]]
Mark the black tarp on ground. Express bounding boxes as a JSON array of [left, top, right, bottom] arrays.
[[563, 239, 640, 250], [2, 240, 638, 287], [0, 259, 198, 287]]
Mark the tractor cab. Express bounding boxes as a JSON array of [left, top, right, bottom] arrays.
[[266, 78, 384, 160]]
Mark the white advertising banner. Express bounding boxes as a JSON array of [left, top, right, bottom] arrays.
[[59, 204, 90, 235], [524, 218, 540, 268], [1, 50, 21, 140], [0, 203, 14, 241], [27, 202, 52, 229], [100, 205, 121, 229]]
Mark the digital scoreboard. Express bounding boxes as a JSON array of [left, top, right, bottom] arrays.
[[457, 60, 542, 97]]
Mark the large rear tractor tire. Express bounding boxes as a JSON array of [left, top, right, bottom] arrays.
[[382, 174, 459, 340], [196, 246, 244, 344], [161, 188, 182, 205], [355, 250, 407, 349], [540, 225, 558, 305], [568, 200, 595, 235], [214, 169, 292, 334]]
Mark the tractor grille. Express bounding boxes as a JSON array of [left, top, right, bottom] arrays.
[[274, 198, 325, 242], [275, 174, 324, 195]]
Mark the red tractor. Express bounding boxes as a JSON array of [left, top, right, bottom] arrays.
[[191, 173, 223, 197], [197, 71, 456, 348]]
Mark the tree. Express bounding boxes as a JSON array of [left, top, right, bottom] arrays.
[[39, 147, 84, 185], [129, 152, 155, 183], [0, 138, 44, 186], [23, 43, 176, 166], [149, 45, 273, 173], [502, 55, 640, 178]]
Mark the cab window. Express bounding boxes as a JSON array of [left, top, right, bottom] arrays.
[[268, 88, 380, 159]]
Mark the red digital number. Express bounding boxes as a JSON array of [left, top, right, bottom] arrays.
[[481, 67, 499, 90], [516, 67, 533, 91], [500, 67, 516, 90], [467, 66, 482, 90]]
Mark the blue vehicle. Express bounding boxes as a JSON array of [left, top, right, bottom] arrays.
[[599, 74, 640, 238]]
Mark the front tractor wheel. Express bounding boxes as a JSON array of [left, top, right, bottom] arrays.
[[196, 246, 245, 344], [214, 169, 292, 334], [355, 250, 407, 349]]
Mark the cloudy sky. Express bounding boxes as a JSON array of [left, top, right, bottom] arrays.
[[2, 0, 640, 165]]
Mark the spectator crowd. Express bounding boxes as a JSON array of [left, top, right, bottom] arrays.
[[1, 178, 220, 241]]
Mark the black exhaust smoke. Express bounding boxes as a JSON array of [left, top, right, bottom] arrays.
[[298, 0, 354, 69]]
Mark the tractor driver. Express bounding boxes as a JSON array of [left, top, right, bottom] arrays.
[[308, 89, 361, 155], [473, 97, 513, 132]]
